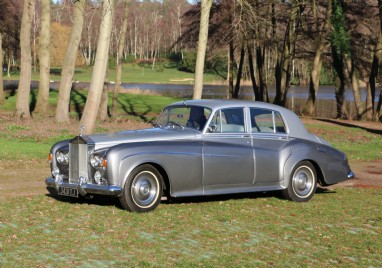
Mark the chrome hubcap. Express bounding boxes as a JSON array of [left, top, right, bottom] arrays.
[[131, 171, 159, 208], [292, 166, 314, 198]]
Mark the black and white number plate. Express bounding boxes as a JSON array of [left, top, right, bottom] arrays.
[[58, 187, 79, 197]]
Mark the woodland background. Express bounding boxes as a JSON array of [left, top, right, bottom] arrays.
[[0, 0, 382, 134]]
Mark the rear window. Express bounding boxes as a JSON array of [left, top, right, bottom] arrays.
[[250, 108, 286, 133]]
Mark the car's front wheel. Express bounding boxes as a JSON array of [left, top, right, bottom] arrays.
[[283, 161, 317, 202], [119, 164, 163, 212]]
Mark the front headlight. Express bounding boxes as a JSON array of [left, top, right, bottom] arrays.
[[56, 151, 69, 164], [90, 154, 105, 168]]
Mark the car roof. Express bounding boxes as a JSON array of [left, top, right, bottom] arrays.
[[171, 99, 285, 112], [169, 99, 314, 140]]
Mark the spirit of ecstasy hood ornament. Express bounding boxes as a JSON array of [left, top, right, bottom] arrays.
[[80, 125, 85, 137]]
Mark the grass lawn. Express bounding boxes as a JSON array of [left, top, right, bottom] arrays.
[[0, 93, 381, 266], [0, 188, 381, 267], [3, 61, 224, 84]]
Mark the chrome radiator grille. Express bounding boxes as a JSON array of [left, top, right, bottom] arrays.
[[69, 138, 89, 184]]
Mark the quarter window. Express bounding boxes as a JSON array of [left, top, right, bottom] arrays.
[[250, 108, 286, 133]]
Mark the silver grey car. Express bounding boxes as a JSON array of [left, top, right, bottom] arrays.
[[46, 100, 354, 212]]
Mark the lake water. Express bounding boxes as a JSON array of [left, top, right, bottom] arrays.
[[4, 80, 381, 102], [122, 83, 381, 102]]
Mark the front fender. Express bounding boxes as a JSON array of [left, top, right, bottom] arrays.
[[105, 141, 204, 197]]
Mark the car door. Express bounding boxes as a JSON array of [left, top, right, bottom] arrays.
[[202, 107, 254, 187], [250, 108, 291, 184]]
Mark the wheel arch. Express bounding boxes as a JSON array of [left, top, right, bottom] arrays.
[[308, 160, 326, 186], [122, 161, 171, 198], [283, 156, 323, 187], [146, 162, 171, 197]]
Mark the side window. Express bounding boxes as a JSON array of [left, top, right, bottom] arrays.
[[250, 108, 286, 133], [274, 113, 286, 133], [209, 108, 245, 133]]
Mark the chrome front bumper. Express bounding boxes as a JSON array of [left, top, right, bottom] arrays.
[[45, 177, 122, 197]]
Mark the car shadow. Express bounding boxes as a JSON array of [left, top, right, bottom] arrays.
[[316, 187, 338, 195], [46, 193, 121, 208], [161, 191, 283, 205], [46, 187, 338, 210]]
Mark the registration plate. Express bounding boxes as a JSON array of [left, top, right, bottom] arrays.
[[58, 187, 79, 197]]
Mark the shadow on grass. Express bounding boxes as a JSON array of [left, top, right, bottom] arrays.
[[117, 94, 152, 122], [46, 193, 121, 208], [317, 118, 382, 136], [46, 187, 338, 211], [30, 89, 37, 113], [52, 89, 154, 121], [70, 89, 87, 120]]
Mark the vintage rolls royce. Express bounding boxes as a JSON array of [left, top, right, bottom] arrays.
[[46, 100, 354, 212]]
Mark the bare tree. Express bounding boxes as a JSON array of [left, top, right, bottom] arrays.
[[112, 0, 129, 117], [304, 1, 332, 117], [80, 2, 99, 66], [273, 0, 300, 107], [80, 0, 114, 134], [55, 0, 86, 123], [35, 0, 50, 114], [375, 0, 382, 121], [0, 33, 4, 104], [31, 0, 41, 73], [193, 0, 213, 100], [15, 0, 34, 119]]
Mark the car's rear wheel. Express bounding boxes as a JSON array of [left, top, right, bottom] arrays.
[[283, 161, 317, 202], [119, 164, 163, 212]]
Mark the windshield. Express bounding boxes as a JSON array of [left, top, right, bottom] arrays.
[[155, 105, 212, 131]]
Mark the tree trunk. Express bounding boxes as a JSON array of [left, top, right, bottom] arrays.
[[80, 0, 114, 135], [332, 45, 347, 119], [7, 56, 10, 77], [335, 77, 347, 119], [193, 0, 213, 100], [305, 0, 332, 117], [55, 0, 86, 123], [367, 55, 378, 121], [377, 90, 382, 122], [0, 33, 4, 104], [112, 0, 129, 117], [306, 52, 322, 116], [35, 0, 50, 114], [373, 1, 382, 121], [233, 43, 245, 99], [345, 55, 364, 120], [274, 0, 298, 107], [15, 0, 33, 119], [256, 45, 268, 102], [228, 39, 235, 99], [247, 41, 259, 100], [99, 70, 110, 121]]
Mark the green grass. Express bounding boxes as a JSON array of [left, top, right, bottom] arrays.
[[305, 123, 382, 161], [2, 88, 182, 119], [0, 138, 51, 161], [0, 188, 381, 266], [0, 93, 381, 266], [3, 62, 224, 84]]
